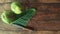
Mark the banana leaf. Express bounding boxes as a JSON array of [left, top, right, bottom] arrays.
[[13, 8, 36, 26]]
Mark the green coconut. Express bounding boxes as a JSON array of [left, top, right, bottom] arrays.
[[11, 2, 22, 14], [1, 10, 13, 24], [1, 2, 22, 24], [1, 10, 22, 24]]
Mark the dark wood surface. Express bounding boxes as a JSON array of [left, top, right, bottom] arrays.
[[26, 3, 60, 31]]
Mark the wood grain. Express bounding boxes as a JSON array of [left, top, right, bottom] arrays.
[[27, 3, 60, 31], [25, 0, 60, 3]]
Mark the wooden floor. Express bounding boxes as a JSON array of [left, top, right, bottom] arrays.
[[0, 0, 60, 34]]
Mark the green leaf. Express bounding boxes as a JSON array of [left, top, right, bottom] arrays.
[[13, 8, 36, 26]]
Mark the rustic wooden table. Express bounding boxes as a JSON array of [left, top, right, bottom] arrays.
[[0, 0, 60, 34]]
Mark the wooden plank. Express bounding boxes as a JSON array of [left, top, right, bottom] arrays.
[[27, 3, 60, 31], [25, 0, 60, 3], [37, 0, 60, 3]]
